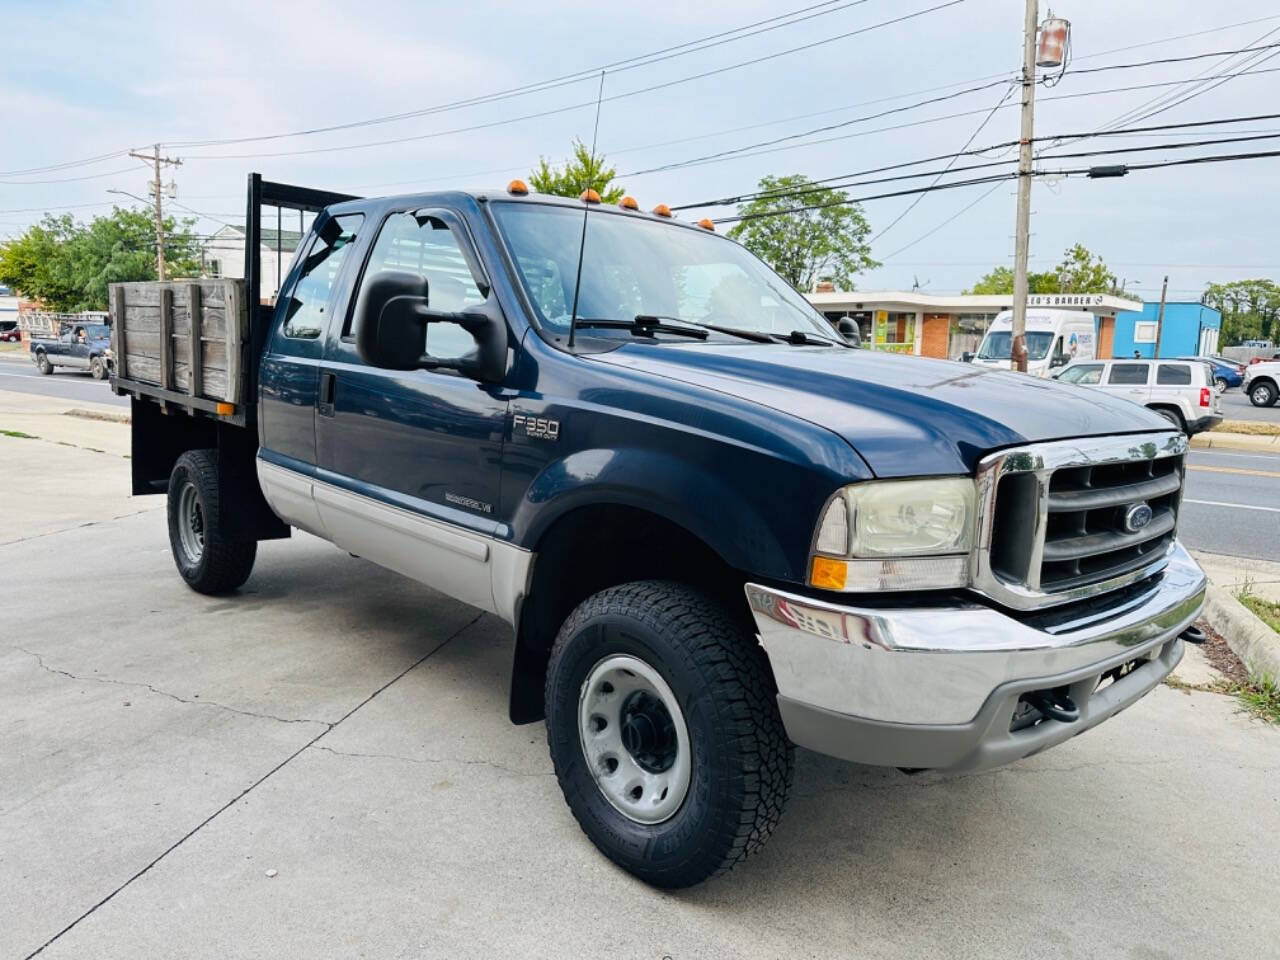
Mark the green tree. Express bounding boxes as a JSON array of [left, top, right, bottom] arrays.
[[963, 244, 1119, 296], [0, 206, 201, 311], [529, 139, 626, 203], [727, 174, 878, 292], [1203, 278, 1280, 346]]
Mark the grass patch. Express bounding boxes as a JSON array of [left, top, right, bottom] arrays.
[[1212, 419, 1280, 437], [1, 429, 37, 439], [1234, 674, 1280, 724], [1240, 594, 1280, 633]]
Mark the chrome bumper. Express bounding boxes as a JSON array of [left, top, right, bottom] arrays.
[[745, 542, 1205, 771]]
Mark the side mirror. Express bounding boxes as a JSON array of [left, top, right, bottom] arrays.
[[354, 270, 507, 383], [1051, 354, 1067, 368], [836, 317, 860, 346], [961, 351, 974, 363]]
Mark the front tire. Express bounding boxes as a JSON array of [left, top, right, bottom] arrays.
[[89, 356, 106, 379], [167, 450, 257, 595], [35, 352, 52, 375], [1250, 380, 1277, 407], [545, 581, 793, 888]]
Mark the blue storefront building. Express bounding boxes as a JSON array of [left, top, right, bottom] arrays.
[[1113, 301, 1222, 359]]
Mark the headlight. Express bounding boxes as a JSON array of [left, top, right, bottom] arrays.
[[810, 478, 975, 592]]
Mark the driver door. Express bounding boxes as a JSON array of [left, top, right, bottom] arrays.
[[313, 206, 509, 611]]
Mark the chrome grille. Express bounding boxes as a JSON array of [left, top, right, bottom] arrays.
[[974, 432, 1188, 611]]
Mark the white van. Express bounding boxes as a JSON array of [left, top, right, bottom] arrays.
[[971, 309, 1097, 378]]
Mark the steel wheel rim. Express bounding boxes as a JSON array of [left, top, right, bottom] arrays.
[[578, 653, 691, 825], [177, 482, 205, 564]]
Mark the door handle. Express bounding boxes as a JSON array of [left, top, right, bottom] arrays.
[[318, 371, 336, 418]]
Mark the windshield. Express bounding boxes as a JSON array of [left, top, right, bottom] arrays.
[[977, 330, 1054, 361], [490, 202, 837, 342]]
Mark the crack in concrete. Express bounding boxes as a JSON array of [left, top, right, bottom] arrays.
[[0, 507, 161, 548], [18, 647, 331, 727], [21, 611, 483, 960], [310, 744, 552, 779]]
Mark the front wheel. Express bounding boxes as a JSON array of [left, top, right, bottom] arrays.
[[89, 356, 106, 380], [35, 352, 52, 375], [545, 581, 793, 888], [1250, 381, 1277, 407], [167, 450, 257, 595]]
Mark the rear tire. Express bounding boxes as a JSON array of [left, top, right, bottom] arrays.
[[89, 356, 106, 380], [1214, 377, 1228, 393], [1153, 407, 1185, 431], [167, 450, 256, 595], [1250, 380, 1277, 407], [35, 352, 52, 375], [545, 580, 793, 888]]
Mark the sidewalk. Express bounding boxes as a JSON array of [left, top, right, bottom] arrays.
[[1193, 551, 1280, 604], [0, 388, 130, 458]]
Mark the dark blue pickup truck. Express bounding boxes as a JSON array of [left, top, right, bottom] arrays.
[[32, 321, 113, 378], [113, 176, 1206, 888]]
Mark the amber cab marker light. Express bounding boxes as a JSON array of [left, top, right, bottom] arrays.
[[215, 402, 236, 416], [619, 196, 640, 210], [652, 203, 673, 218], [507, 179, 529, 196], [810, 556, 848, 591], [697, 218, 715, 231], [580, 188, 602, 203]]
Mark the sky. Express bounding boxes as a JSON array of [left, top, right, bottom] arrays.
[[2, 0, 1278, 303]]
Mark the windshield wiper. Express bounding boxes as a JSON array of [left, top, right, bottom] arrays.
[[572, 317, 709, 340], [634, 315, 777, 344], [783, 329, 840, 346]]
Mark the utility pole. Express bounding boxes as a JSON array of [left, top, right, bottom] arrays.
[[1010, 0, 1039, 373], [1154, 274, 1168, 358], [128, 145, 181, 281]]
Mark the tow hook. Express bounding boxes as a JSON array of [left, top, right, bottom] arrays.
[[1022, 688, 1080, 724], [1179, 624, 1207, 645]]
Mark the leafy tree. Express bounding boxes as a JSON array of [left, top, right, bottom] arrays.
[[727, 174, 878, 292], [1203, 279, 1280, 346], [0, 206, 200, 311], [529, 139, 626, 203], [963, 244, 1118, 296]]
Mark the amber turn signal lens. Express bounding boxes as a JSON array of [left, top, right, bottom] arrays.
[[215, 402, 236, 416], [507, 179, 529, 195], [580, 188, 601, 203], [618, 196, 639, 210], [652, 203, 673, 218], [810, 556, 848, 591], [697, 218, 715, 231]]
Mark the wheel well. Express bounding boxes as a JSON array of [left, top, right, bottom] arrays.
[[1146, 403, 1185, 426], [1253, 376, 1277, 391], [508, 503, 753, 724]]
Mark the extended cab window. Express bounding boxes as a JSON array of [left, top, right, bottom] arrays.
[[1156, 363, 1192, 385], [1107, 363, 1149, 385], [282, 214, 363, 339], [1059, 363, 1103, 384], [354, 212, 486, 359]]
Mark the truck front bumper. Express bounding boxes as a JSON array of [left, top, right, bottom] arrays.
[[745, 542, 1205, 773]]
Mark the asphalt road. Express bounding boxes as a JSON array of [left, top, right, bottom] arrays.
[[1219, 386, 1280, 423], [1181, 447, 1280, 562], [4, 430, 1278, 960], [0, 354, 129, 407]]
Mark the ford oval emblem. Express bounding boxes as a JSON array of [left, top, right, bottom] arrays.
[[1123, 502, 1154, 533]]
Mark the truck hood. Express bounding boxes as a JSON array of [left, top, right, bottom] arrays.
[[589, 341, 1172, 477]]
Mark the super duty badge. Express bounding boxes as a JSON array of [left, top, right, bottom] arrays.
[[513, 413, 560, 441]]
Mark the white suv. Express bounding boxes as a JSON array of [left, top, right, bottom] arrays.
[[1242, 361, 1279, 407], [1055, 358, 1223, 434]]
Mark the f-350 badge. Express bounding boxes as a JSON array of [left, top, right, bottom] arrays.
[[513, 414, 560, 441]]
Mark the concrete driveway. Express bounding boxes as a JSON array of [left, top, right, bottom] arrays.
[[3, 428, 1280, 959]]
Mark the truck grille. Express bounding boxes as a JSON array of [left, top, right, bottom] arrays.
[[975, 432, 1188, 611]]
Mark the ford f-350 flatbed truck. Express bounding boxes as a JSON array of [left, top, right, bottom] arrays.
[[111, 174, 1207, 888]]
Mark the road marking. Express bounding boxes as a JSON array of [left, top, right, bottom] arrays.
[[1186, 464, 1280, 479], [1183, 498, 1280, 513], [1190, 449, 1280, 463]]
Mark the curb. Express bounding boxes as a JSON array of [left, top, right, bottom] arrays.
[[1191, 432, 1280, 453], [64, 407, 131, 425], [1203, 584, 1280, 681]]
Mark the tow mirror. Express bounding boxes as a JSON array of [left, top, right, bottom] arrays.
[[961, 351, 975, 363], [354, 270, 507, 383]]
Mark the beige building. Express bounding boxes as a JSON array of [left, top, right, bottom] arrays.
[[806, 289, 1143, 359]]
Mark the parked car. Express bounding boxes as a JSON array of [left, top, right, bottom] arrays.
[[1055, 358, 1222, 433], [1181, 355, 1244, 391], [30, 322, 112, 378], [108, 174, 1207, 888], [0, 320, 20, 343], [1243, 360, 1280, 407]]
